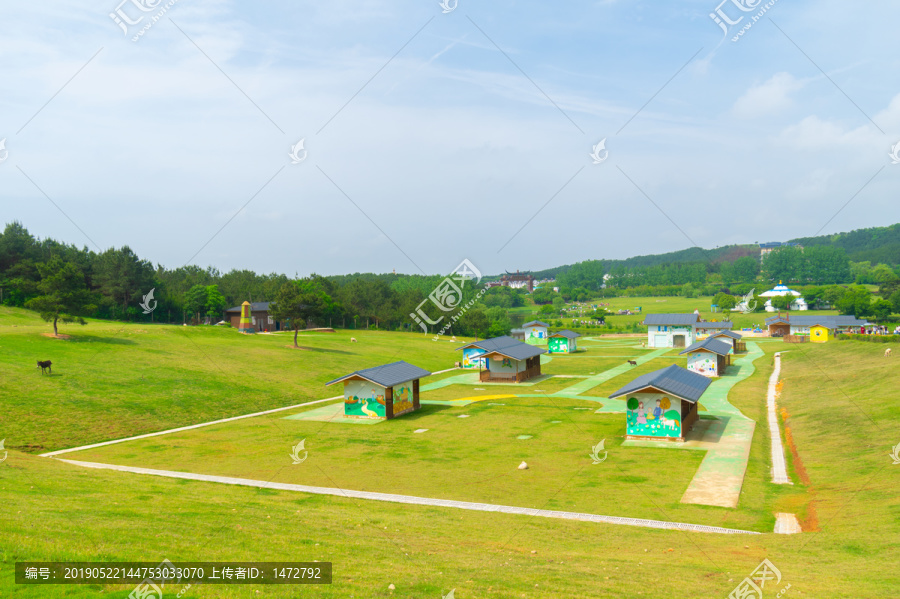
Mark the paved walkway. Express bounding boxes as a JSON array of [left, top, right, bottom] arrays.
[[624, 342, 765, 508], [767, 353, 792, 485], [56, 459, 759, 535], [774, 512, 801, 534], [552, 348, 671, 396]]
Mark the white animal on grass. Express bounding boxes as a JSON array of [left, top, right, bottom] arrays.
[[350, 337, 358, 343], [885, 348, 892, 357]]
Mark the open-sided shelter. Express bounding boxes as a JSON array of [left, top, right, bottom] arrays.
[[548, 330, 580, 354], [679, 338, 732, 377], [609, 364, 710, 441], [326, 361, 431, 420], [457, 336, 545, 383]]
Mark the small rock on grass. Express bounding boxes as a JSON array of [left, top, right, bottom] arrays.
[[518, 461, 528, 470]]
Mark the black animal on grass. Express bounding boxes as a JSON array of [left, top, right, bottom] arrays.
[[627, 360, 637, 366], [37, 360, 52, 375]]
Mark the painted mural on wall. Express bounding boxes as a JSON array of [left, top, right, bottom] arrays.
[[344, 380, 386, 419], [687, 352, 717, 377], [526, 327, 547, 345], [393, 382, 414, 415], [462, 347, 486, 369], [548, 337, 570, 353], [626, 395, 681, 438]]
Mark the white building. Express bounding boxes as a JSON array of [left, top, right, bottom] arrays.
[[644, 314, 735, 348], [644, 314, 699, 348], [760, 282, 808, 312]]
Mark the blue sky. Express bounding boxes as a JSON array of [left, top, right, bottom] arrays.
[[1, 0, 898, 277]]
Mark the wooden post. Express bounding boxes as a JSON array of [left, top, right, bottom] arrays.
[[413, 379, 420, 410]]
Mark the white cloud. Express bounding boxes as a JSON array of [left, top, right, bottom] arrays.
[[776, 115, 876, 151], [732, 72, 804, 119]]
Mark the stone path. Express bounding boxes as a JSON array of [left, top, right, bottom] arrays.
[[767, 353, 792, 485], [774, 512, 802, 534], [55, 458, 759, 535]]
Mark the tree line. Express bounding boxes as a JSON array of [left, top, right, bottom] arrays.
[[0, 222, 513, 338]]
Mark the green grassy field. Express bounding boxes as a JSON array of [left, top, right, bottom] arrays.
[[3, 307, 899, 597], [0, 307, 460, 452]]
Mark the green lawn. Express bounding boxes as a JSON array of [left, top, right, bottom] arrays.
[[0, 307, 460, 453], [64, 398, 746, 528], [582, 349, 687, 398], [420, 377, 578, 401], [3, 307, 899, 597]]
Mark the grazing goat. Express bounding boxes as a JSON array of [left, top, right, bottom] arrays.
[[350, 337, 358, 343], [37, 360, 52, 375], [886, 348, 892, 358], [627, 360, 638, 366]]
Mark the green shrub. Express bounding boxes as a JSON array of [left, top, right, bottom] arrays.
[[836, 334, 900, 343]]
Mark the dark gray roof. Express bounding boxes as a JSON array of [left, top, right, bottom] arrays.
[[523, 320, 550, 328], [643, 314, 699, 326], [457, 336, 546, 360], [549, 330, 580, 339], [765, 315, 870, 327], [608, 364, 711, 404], [693, 321, 733, 330], [679, 337, 733, 356], [225, 301, 272, 313], [326, 361, 431, 388], [708, 330, 742, 340]]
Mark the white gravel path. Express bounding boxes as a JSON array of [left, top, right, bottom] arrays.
[[767, 352, 792, 485]]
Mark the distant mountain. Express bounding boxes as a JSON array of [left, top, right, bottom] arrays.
[[791, 224, 900, 266], [502, 223, 899, 280]]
